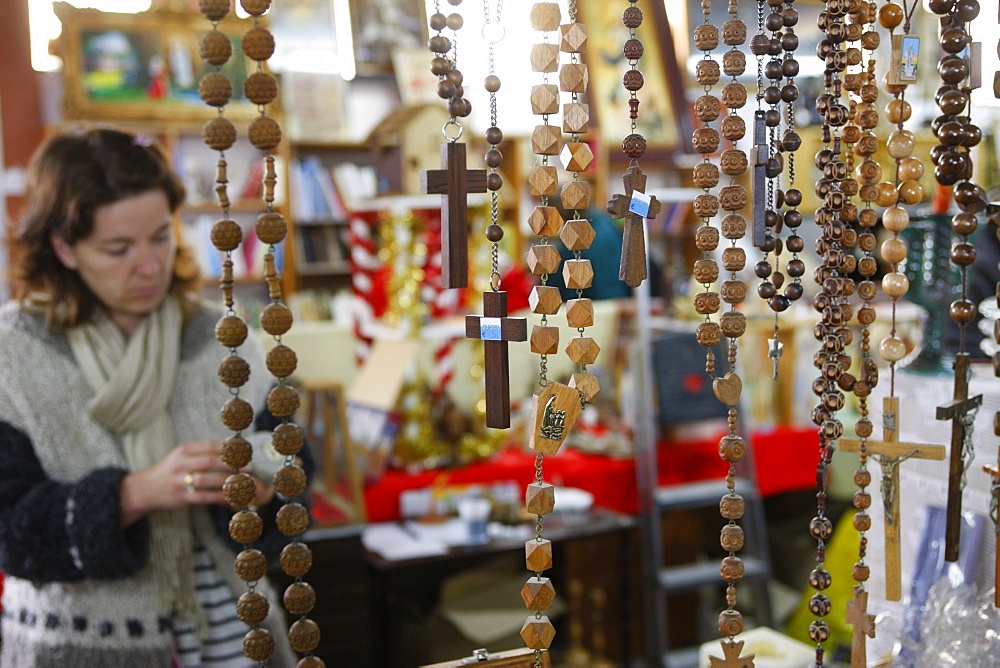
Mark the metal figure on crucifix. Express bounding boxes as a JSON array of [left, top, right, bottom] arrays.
[[607, 164, 661, 288]]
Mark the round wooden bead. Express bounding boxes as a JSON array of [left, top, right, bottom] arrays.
[[880, 335, 907, 362], [720, 556, 745, 582], [265, 344, 297, 378], [261, 302, 293, 336], [898, 157, 924, 181], [284, 582, 317, 616], [718, 610, 744, 637], [951, 212, 978, 236], [274, 465, 308, 498], [809, 568, 832, 591], [224, 471, 257, 508], [623, 69, 644, 92], [853, 491, 872, 510], [852, 563, 871, 582], [229, 509, 264, 544], [809, 620, 831, 644], [200, 30, 232, 66], [281, 541, 314, 577], [242, 26, 275, 62], [950, 298, 977, 324], [809, 594, 832, 617], [624, 38, 644, 60], [256, 211, 287, 244], [720, 493, 745, 520], [272, 422, 304, 455], [809, 516, 834, 540], [854, 469, 872, 487], [277, 501, 310, 536], [875, 181, 900, 207], [298, 657, 326, 668], [881, 271, 909, 298], [885, 98, 911, 124], [877, 2, 903, 29], [216, 315, 248, 348], [622, 6, 643, 28], [886, 129, 915, 159], [236, 591, 269, 625], [235, 548, 268, 582], [882, 206, 909, 232], [622, 133, 647, 159], [218, 355, 251, 388], [950, 242, 976, 266], [267, 385, 300, 418], [720, 524, 745, 552], [211, 219, 242, 251], [199, 72, 232, 107], [244, 72, 278, 106], [240, 0, 271, 17], [221, 435, 252, 469], [202, 117, 237, 151], [221, 397, 254, 431], [289, 619, 321, 653], [243, 628, 275, 663], [249, 116, 282, 151], [199, 0, 230, 21], [880, 238, 907, 265]]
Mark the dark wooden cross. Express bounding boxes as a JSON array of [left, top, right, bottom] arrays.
[[984, 450, 999, 607], [846, 586, 876, 668], [936, 352, 983, 562], [752, 110, 769, 249], [421, 142, 487, 289], [607, 165, 660, 288], [465, 290, 526, 429], [840, 395, 946, 601], [708, 639, 754, 668]]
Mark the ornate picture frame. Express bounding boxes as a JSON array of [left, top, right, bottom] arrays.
[[347, 0, 428, 77]]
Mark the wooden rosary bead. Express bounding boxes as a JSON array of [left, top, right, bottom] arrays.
[[236, 591, 269, 626], [880, 238, 907, 265], [852, 563, 871, 582], [622, 5, 643, 28], [719, 310, 747, 337], [525, 538, 553, 572], [255, 211, 287, 245], [521, 576, 557, 610], [560, 181, 591, 212], [881, 271, 909, 298], [853, 490, 872, 511], [721, 82, 748, 109], [267, 385, 299, 418], [950, 242, 976, 266], [284, 582, 317, 616], [718, 609, 744, 637], [720, 524, 745, 552], [692, 127, 721, 154], [276, 501, 310, 536], [720, 280, 747, 304], [199, 0, 230, 20], [248, 116, 282, 151], [696, 321, 722, 346], [260, 302, 293, 336], [199, 72, 232, 107], [721, 116, 746, 141], [235, 548, 268, 582], [719, 151, 748, 177], [211, 219, 242, 252], [218, 355, 251, 388], [289, 619, 320, 653], [527, 244, 562, 275], [202, 117, 237, 151], [521, 616, 556, 650], [693, 23, 720, 51], [274, 465, 307, 498], [240, 0, 270, 17], [721, 214, 746, 239], [565, 336, 600, 365], [221, 397, 254, 431], [531, 43, 559, 73], [526, 482, 556, 515], [243, 628, 275, 663], [720, 493, 745, 520], [809, 620, 831, 643], [950, 298, 977, 324], [718, 435, 748, 462], [720, 556, 745, 582], [272, 422, 304, 456], [569, 372, 600, 403], [265, 344, 297, 379], [530, 326, 560, 355], [695, 225, 720, 251], [721, 247, 746, 272], [692, 163, 721, 189], [808, 594, 832, 617], [722, 50, 747, 77], [565, 298, 594, 328], [230, 509, 264, 544], [242, 26, 275, 62], [528, 165, 558, 196], [693, 259, 720, 284], [221, 435, 253, 469], [561, 22, 588, 53], [244, 71, 278, 106], [694, 194, 720, 218], [696, 60, 722, 87], [560, 218, 595, 251], [529, 205, 563, 235], [622, 69, 644, 92], [879, 336, 907, 362], [622, 133, 647, 159], [719, 184, 747, 209], [529, 286, 562, 315], [560, 142, 593, 172], [694, 292, 721, 315], [224, 471, 257, 508], [280, 541, 313, 577], [562, 102, 590, 133], [694, 94, 722, 121]]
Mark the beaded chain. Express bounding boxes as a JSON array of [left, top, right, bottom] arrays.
[[197, 1, 322, 665], [428, 0, 473, 121]]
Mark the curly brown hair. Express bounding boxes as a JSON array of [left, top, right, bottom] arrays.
[[12, 126, 202, 328]]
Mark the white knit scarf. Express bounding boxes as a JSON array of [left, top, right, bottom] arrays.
[[67, 296, 201, 625]]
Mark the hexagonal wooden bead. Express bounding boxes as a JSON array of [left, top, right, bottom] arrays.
[[530, 84, 559, 115], [521, 615, 556, 649], [562, 259, 593, 289], [560, 22, 587, 53], [529, 165, 559, 197], [565, 298, 593, 328], [560, 181, 592, 212], [525, 538, 553, 572], [527, 244, 562, 275], [560, 218, 595, 250], [560, 142, 594, 172], [559, 63, 589, 93], [521, 577, 557, 611], [529, 286, 562, 315], [525, 482, 555, 515], [531, 124, 562, 155], [530, 2, 561, 31], [565, 336, 600, 365], [531, 43, 559, 72], [530, 325, 560, 355], [529, 206, 564, 236], [569, 372, 600, 402], [563, 103, 590, 133]]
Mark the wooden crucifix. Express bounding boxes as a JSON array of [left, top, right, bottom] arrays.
[[752, 110, 769, 249], [422, 142, 487, 289], [840, 395, 946, 601], [465, 290, 527, 429], [936, 352, 983, 562], [606, 165, 661, 288], [846, 586, 876, 668], [708, 639, 754, 668], [984, 445, 999, 607]]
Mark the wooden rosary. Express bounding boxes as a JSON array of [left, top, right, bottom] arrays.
[[199, 1, 322, 665], [988, 14, 1000, 611]]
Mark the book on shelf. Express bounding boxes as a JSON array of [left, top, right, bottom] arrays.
[[291, 156, 348, 221]]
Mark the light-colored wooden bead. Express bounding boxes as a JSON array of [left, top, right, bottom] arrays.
[[531, 325, 560, 355], [897, 179, 924, 205], [875, 181, 900, 207], [526, 482, 555, 515], [565, 298, 594, 328], [560, 181, 592, 212], [886, 129, 916, 159], [530, 84, 559, 115], [569, 372, 600, 402], [531, 124, 562, 155], [885, 98, 911, 123], [565, 337, 600, 365], [525, 538, 553, 572], [521, 577, 557, 611], [560, 22, 587, 53], [527, 244, 562, 275], [529, 2, 561, 31], [560, 142, 594, 172], [529, 206, 563, 236], [882, 206, 909, 232], [880, 335, 907, 362], [559, 63, 589, 93], [559, 218, 595, 251], [528, 165, 559, 196], [881, 271, 909, 298], [521, 616, 556, 649], [530, 43, 559, 73], [897, 157, 924, 181], [880, 238, 908, 265], [562, 102, 590, 133], [529, 285, 562, 315], [562, 259, 594, 289]]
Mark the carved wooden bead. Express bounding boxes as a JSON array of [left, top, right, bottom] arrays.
[[695, 225, 720, 251], [622, 69, 644, 92], [695, 60, 721, 87], [718, 435, 747, 462], [249, 116, 282, 151], [218, 355, 250, 388], [809, 516, 834, 541], [693, 259, 720, 284], [809, 594, 832, 617], [277, 501, 310, 536], [622, 133, 647, 159], [722, 50, 746, 77], [809, 620, 831, 643], [720, 493, 745, 520], [721, 82, 748, 109], [722, 19, 748, 45], [720, 151, 748, 177], [521, 616, 556, 650], [721, 116, 746, 141], [281, 541, 313, 577], [694, 23, 719, 51], [696, 321, 722, 346], [236, 591, 269, 625], [284, 581, 317, 616], [521, 576, 556, 610], [694, 292, 721, 315], [199, 72, 232, 107], [243, 628, 275, 662], [622, 5, 643, 28], [261, 302, 293, 336], [221, 435, 252, 469], [224, 471, 257, 507], [241, 27, 275, 63], [721, 280, 747, 304], [254, 211, 287, 245], [720, 524, 744, 552], [694, 194, 720, 218], [215, 315, 248, 348], [692, 127, 720, 154], [274, 465, 307, 498], [718, 609, 744, 637], [289, 619, 321, 653], [694, 94, 722, 122], [199, 0, 230, 20], [267, 385, 299, 418], [853, 490, 872, 510], [265, 344, 297, 379], [720, 556, 745, 582], [273, 422, 304, 456], [240, 0, 270, 17], [229, 508, 264, 544], [721, 214, 746, 239], [244, 72, 278, 106], [202, 117, 237, 151], [235, 547, 267, 582], [211, 219, 242, 252], [692, 163, 720, 189], [852, 563, 871, 582], [719, 184, 747, 209], [222, 397, 254, 431], [720, 311, 747, 337]]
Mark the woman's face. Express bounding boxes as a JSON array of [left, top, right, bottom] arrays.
[[52, 189, 177, 337]]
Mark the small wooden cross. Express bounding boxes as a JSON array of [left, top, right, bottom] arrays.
[[708, 639, 754, 668], [606, 165, 660, 288], [421, 142, 487, 289], [846, 586, 876, 668], [983, 446, 999, 607], [936, 352, 983, 562], [752, 110, 769, 249], [465, 290, 527, 429], [840, 395, 946, 601]]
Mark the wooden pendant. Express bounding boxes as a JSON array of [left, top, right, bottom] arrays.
[[840, 396, 946, 600], [708, 639, 754, 668], [421, 142, 488, 289], [936, 353, 983, 562], [528, 382, 582, 455], [887, 34, 920, 86], [607, 165, 661, 288], [846, 586, 876, 668], [465, 291, 527, 429]]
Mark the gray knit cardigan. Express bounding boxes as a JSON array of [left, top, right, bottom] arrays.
[[0, 301, 297, 667]]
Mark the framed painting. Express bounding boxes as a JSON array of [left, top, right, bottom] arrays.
[[577, 0, 690, 151], [55, 2, 259, 124], [347, 0, 427, 77]]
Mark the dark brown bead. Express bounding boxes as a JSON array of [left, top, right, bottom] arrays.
[[950, 298, 977, 324], [485, 172, 503, 191], [622, 6, 643, 29], [623, 38, 643, 60], [485, 224, 504, 242], [938, 56, 969, 85], [622, 133, 647, 159]]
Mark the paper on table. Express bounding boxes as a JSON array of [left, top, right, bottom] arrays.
[[361, 522, 448, 561]]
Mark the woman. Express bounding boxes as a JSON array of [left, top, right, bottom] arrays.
[[0, 127, 300, 666]]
